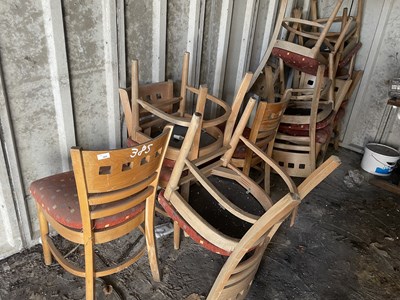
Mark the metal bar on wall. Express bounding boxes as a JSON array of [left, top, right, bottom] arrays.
[[0, 144, 23, 258], [259, 0, 278, 65], [212, 0, 233, 99], [0, 61, 32, 247], [42, 0, 75, 171], [102, 0, 121, 148], [235, 0, 259, 93], [117, 0, 126, 88], [152, 0, 167, 82], [186, 0, 205, 113]]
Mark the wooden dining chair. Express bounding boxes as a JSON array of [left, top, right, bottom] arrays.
[[119, 52, 252, 188], [230, 91, 291, 194], [251, 0, 361, 95], [157, 106, 341, 299], [30, 126, 173, 300], [274, 71, 353, 178]]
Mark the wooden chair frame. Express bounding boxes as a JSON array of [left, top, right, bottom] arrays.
[[119, 52, 243, 164], [230, 91, 291, 193], [159, 106, 341, 299], [32, 126, 173, 299]]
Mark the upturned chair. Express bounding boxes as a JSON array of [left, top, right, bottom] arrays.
[[30, 126, 173, 300], [158, 105, 341, 299], [251, 0, 362, 95], [119, 52, 252, 188]]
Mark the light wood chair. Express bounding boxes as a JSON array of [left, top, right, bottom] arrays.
[[158, 105, 341, 299], [30, 126, 173, 300], [119, 53, 252, 188], [274, 69, 353, 178], [230, 91, 291, 194], [251, 0, 361, 94]]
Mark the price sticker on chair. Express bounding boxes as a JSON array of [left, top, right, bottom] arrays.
[[97, 153, 110, 160], [130, 144, 153, 158]]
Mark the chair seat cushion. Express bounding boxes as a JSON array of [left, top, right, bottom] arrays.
[[272, 47, 320, 75], [279, 111, 335, 132], [158, 190, 232, 256], [278, 125, 332, 144], [231, 127, 252, 159], [30, 171, 145, 230]]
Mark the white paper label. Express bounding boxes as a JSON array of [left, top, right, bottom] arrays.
[[97, 153, 110, 160]]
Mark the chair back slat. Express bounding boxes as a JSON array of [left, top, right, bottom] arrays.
[[90, 186, 154, 220], [139, 80, 174, 103], [88, 173, 157, 205]]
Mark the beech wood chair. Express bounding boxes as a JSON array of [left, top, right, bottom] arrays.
[[158, 105, 341, 299], [251, 0, 362, 93], [119, 53, 252, 188], [30, 126, 173, 300], [230, 91, 291, 194]]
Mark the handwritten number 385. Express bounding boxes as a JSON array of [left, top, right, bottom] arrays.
[[130, 144, 153, 158]]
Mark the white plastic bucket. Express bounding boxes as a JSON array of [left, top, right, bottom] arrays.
[[361, 143, 400, 176]]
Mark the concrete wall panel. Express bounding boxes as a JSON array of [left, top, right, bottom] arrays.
[[342, 0, 400, 152], [166, 0, 190, 90], [62, 0, 109, 149], [125, 0, 153, 84]]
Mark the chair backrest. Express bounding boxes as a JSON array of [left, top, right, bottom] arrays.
[[207, 155, 341, 299], [241, 94, 290, 176], [71, 126, 172, 228], [119, 60, 181, 140], [273, 0, 344, 62], [160, 107, 340, 300]]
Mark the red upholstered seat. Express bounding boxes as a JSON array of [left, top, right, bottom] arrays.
[[279, 111, 335, 132], [278, 125, 332, 144], [272, 43, 361, 77], [30, 171, 145, 230], [158, 190, 231, 256], [272, 48, 321, 75], [231, 127, 251, 159]]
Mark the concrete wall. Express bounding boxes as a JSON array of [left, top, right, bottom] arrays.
[[342, 0, 400, 152], [0, 0, 397, 258]]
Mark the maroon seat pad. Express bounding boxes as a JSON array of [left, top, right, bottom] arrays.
[[30, 171, 145, 230], [272, 47, 321, 75], [278, 125, 332, 144], [231, 127, 252, 159], [158, 190, 232, 256], [279, 111, 335, 132]]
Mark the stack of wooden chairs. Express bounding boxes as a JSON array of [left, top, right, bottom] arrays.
[[250, 0, 364, 177], [31, 2, 357, 299], [116, 47, 341, 298]]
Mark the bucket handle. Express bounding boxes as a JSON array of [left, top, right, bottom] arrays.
[[371, 154, 396, 167]]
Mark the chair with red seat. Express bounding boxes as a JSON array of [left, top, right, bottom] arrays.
[[30, 125, 173, 300], [230, 91, 291, 194], [119, 52, 251, 188], [158, 102, 341, 299]]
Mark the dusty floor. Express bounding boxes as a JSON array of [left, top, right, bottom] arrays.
[[0, 148, 399, 300]]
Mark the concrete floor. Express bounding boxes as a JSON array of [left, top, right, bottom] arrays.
[[0, 148, 399, 299]]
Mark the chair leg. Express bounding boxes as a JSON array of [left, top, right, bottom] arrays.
[[173, 222, 181, 250], [145, 197, 161, 282], [174, 182, 190, 249], [264, 163, 271, 195], [84, 231, 95, 300], [36, 204, 52, 265]]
